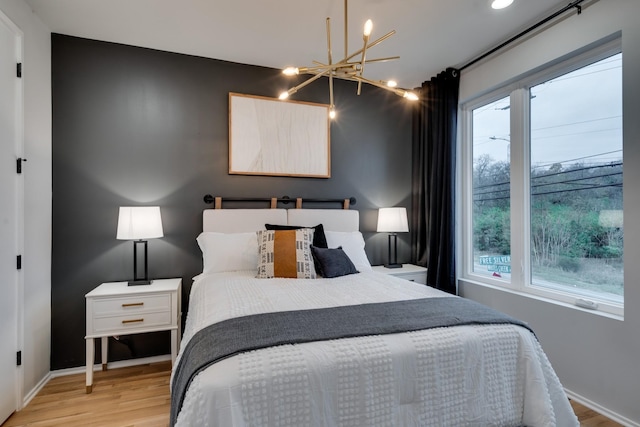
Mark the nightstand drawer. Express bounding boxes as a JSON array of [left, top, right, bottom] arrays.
[[394, 272, 426, 284], [92, 311, 172, 334], [93, 294, 171, 316], [371, 264, 427, 285]]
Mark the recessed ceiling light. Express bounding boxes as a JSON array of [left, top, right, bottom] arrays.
[[491, 0, 514, 9]]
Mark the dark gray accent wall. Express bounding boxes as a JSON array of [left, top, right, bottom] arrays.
[[51, 34, 413, 369]]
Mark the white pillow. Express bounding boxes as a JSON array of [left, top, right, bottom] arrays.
[[324, 231, 372, 271], [196, 232, 258, 274]]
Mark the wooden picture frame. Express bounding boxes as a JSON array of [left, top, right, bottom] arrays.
[[229, 93, 331, 178]]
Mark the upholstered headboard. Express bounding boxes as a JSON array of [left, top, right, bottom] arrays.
[[202, 209, 287, 232], [202, 208, 359, 232], [287, 209, 359, 232]]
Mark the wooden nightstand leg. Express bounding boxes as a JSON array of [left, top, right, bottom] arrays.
[[86, 338, 94, 393], [101, 336, 108, 370]]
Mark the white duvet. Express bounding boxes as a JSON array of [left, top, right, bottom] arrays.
[[174, 271, 578, 427]]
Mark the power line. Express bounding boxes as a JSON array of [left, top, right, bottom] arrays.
[[532, 183, 622, 197], [473, 182, 622, 202], [533, 161, 622, 180], [531, 115, 621, 132], [533, 171, 621, 189], [474, 172, 622, 196], [532, 150, 622, 169], [474, 161, 622, 190], [531, 126, 621, 141], [474, 115, 622, 142]]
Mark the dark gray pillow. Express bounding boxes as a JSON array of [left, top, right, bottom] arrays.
[[265, 223, 328, 248], [310, 245, 359, 278]]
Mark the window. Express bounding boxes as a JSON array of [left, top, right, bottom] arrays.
[[462, 42, 623, 316], [472, 96, 511, 281]]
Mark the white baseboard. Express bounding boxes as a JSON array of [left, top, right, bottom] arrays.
[[22, 372, 51, 409], [566, 388, 639, 427], [50, 354, 172, 378]]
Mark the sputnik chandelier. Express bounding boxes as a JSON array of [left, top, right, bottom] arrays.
[[278, 0, 419, 119]]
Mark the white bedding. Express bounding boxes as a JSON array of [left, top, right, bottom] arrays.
[[174, 271, 578, 427]]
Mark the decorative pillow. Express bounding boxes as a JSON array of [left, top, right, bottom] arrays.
[[265, 223, 328, 248], [196, 232, 258, 274], [324, 231, 372, 272], [310, 245, 359, 278], [256, 229, 317, 279]]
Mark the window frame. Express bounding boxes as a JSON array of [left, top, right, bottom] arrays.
[[459, 37, 623, 318]]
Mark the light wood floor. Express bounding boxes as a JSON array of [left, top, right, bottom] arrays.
[[3, 362, 171, 427], [2, 361, 623, 427]]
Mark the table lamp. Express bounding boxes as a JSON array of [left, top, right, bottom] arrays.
[[117, 206, 163, 285], [377, 207, 409, 269]]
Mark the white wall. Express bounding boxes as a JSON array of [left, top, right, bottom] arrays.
[[459, 0, 640, 424], [0, 0, 51, 404]]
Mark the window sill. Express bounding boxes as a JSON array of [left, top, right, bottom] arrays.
[[458, 277, 624, 321]]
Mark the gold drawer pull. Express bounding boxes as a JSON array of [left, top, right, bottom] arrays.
[[122, 302, 144, 308], [122, 318, 144, 324]]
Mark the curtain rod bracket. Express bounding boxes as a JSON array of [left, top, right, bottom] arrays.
[[575, 4, 582, 14]]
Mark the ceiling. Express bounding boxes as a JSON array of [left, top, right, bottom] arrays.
[[26, 0, 572, 88]]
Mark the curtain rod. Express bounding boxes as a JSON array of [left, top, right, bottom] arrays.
[[459, 0, 588, 71]]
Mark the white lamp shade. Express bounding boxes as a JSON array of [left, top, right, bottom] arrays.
[[377, 207, 409, 233], [117, 206, 164, 240]]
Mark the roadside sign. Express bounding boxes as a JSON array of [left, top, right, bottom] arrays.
[[479, 255, 511, 274]]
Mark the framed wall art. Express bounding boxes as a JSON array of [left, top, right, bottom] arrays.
[[229, 93, 331, 178]]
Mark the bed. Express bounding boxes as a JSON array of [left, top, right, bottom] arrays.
[[171, 207, 578, 427]]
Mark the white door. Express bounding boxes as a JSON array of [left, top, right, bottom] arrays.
[[0, 12, 20, 424]]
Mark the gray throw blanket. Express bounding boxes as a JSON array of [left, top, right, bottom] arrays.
[[170, 296, 533, 426]]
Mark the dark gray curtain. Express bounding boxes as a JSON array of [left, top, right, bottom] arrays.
[[411, 68, 460, 294]]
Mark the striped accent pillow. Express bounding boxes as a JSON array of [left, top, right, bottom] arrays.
[[256, 229, 317, 279]]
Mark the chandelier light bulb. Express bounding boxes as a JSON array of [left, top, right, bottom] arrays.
[[329, 109, 337, 119], [279, 91, 290, 100], [386, 80, 398, 88], [363, 19, 373, 37], [283, 67, 299, 76], [404, 91, 419, 101]]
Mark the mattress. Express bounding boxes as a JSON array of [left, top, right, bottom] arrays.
[[172, 270, 578, 426]]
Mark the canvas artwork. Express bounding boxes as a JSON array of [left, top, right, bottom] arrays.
[[229, 93, 330, 178]]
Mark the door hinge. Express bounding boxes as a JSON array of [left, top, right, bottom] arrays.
[[17, 255, 22, 270], [17, 63, 22, 78], [16, 351, 22, 366], [17, 157, 26, 174]]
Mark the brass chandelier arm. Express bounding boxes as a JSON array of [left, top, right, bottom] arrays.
[[357, 24, 371, 95], [355, 75, 418, 99], [306, 30, 398, 71], [343, 30, 396, 63], [326, 17, 335, 113], [298, 57, 396, 75], [326, 18, 333, 66], [308, 56, 399, 70], [352, 56, 400, 64], [344, 0, 348, 58], [285, 69, 331, 96]]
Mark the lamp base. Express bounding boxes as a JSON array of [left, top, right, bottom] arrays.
[[128, 279, 152, 286], [383, 263, 403, 269]]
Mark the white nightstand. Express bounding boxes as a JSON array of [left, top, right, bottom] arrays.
[[85, 278, 182, 393], [371, 264, 428, 285]]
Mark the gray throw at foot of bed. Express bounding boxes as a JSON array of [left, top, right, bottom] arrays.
[[170, 296, 534, 426]]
